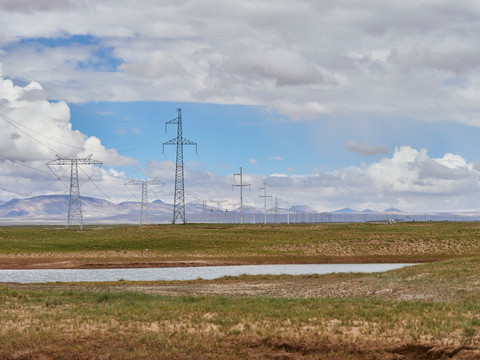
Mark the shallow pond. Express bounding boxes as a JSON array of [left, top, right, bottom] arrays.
[[0, 263, 415, 283]]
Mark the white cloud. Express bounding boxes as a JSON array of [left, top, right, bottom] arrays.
[[2, 1, 480, 122], [115, 127, 126, 135], [249, 158, 258, 165], [0, 0, 77, 13], [0, 74, 137, 199], [162, 146, 480, 213], [268, 156, 284, 161], [271, 101, 337, 121], [345, 140, 390, 156], [119, 51, 186, 79], [0, 75, 135, 165], [224, 47, 323, 86]]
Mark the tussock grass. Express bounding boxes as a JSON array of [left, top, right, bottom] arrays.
[[1, 282, 480, 358]]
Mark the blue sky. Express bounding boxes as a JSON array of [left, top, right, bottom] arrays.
[[69, 101, 480, 175], [2, 1, 480, 212]]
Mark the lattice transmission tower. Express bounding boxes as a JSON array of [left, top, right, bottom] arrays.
[[46, 154, 103, 230], [163, 108, 197, 224], [259, 183, 272, 224], [125, 179, 163, 225], [232, 167, 250, 224]]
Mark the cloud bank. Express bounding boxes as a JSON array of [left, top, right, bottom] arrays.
[[345, 140, 390, 156], [1, 1, 480, 123], [0, 73, 136, 199], [139, 146, 480, 213]]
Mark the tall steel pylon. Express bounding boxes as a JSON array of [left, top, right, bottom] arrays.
[[46, 154, 102, 230], [125, 179, 163, 225], [163, 108, 197, 224]]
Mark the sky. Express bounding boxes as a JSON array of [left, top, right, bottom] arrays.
[[2, 0, 480, 212]]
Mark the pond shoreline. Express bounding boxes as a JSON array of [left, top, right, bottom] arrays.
[[0, 263, 416, 283], [0, 255, 430, 270]]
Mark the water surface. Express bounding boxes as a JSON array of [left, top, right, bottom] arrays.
[[0, 263, 415, 284]]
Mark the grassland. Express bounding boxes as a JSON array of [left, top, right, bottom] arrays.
[[2, 222, 480, 268], [2, 222, 480, 359]]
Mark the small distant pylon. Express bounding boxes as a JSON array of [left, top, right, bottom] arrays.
[[163, 108, 197, 224], [125, 179, 163, 225], [209, 199, 227, 223], [259, 183, 272, 224], [274, 196, 279, 224], [232, 167, 250, 224], [46, 154, 103, 230]]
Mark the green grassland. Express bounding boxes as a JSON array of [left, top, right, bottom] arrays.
[[2, 222, 480, 358], [1, 222, 480, 265]]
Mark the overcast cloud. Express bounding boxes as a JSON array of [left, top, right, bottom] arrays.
[[345, 140, 390, 156], [1, 0, 480, 123]]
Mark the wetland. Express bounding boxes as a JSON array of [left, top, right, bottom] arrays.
[[1, 222, 480, 359]]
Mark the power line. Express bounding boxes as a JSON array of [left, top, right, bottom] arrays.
[[0, 112, 66, 157], [0, 187, 31, 198], [0, 109, 165, 155], [195, 152, 218, 195], [0, 152, 53, 176]]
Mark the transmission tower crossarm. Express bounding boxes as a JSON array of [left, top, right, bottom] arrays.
[[125, 179, 163, 186], [163, 136, 197, 151], [165, 115, 180, 128], [47, 154, 103, 166]]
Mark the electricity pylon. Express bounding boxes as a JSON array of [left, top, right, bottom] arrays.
[[259, 183, 272, 224], [125, 179, 163, 226], [46, 154, 102, 230], [209, 199, 227, 223], [232, 167, 250, 224], [274, 196, 279, 224], [163, 108, 197, 224]]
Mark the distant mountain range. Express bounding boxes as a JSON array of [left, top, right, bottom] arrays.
[[332, 207, 402, 214], [0, 194, 478, 225], [0, 195, 170, 224]]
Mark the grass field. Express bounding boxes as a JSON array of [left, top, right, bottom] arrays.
[[2, 222, 480, 359], [2, 222, 480, 268]]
